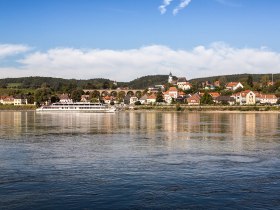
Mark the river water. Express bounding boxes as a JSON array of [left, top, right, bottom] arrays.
[[0, 111, 280, 209]]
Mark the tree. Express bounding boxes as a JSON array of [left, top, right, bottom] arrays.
[[156, 91, 164, 103], [247, 75, 253, 87], [50, 95, 60, 103], [34, 88, 52, 104], [261, 75, 269, 87], [89, 90, 100, 99], [219, 76, 227, 88], [71, 89, 84, 102], [102, 81, 110, 89], [200, 92, 214, 105]]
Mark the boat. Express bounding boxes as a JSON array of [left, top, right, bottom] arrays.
[[36, 102, 116, 113]]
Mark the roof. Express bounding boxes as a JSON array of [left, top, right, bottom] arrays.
[[216, 96, 235, 102], [177, 77, 187, 83], [232, 90, 260, 97], [140, 94, 148, 100], [59, 94, 70, 100], [187, 94, 201, 102], [209, 92, 220, 98], [169, 87, 178, 92], [226, 82, 239, 87], [259, 94, 277, 99], [147, 94, 156, 99]]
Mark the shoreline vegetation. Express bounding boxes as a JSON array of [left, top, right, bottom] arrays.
[[0, 105, 36, 110], [1, 104, 279, 112], [126, 104, 280, 112]]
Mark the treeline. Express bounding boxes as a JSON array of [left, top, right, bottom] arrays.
[[190, 73, 280, 84], [127, 75, 174, 89], [0, 73, 279, 91], [0, 77, 117, 91]]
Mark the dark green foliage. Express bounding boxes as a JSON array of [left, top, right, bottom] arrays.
[[156, 91, 164, 102], [34, 88, 52, 103], [200, 92, 214, 105], [50, 95, 60, 103], [71, 89, 84, 102], [190, 74, 280, 84], [128, 75, 176, 89], [247, 75, 254, 87]]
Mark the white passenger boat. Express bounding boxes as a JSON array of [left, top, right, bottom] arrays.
[[36, 102, 116, 113]]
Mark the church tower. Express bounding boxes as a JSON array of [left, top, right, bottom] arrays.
[[168, 72, 173, 83]]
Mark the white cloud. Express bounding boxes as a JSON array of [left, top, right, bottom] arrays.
[[173, 0, 192, 15], [0, 44, 30, 58], [0, 43, 280, 81], [159, 0, 173, 14]]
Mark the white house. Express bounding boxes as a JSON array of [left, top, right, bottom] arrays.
[[259, 94, 278, 104], [232, 90, 258, 105], [139, 94, 148, 104], [177, 77, 192, 90], [14, 98, 28, 105], [130, 96, 138, 104], [146, 94, 157, 104], [226, 82, 244, 91]]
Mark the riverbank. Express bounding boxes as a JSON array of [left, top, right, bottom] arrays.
[[125, 105, 280, 112], [0, 105, 36, 110]]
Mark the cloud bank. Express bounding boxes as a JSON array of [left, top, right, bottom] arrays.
[[0, 44, 30, 58], [1, 43, 280, 81]]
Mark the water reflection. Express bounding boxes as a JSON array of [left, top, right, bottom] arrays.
[[0, 111, 279, 138], [0, 111, 279, 150], [1, 111, 280, 209]]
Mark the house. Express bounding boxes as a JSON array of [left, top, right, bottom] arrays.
[[81, 95, 90, 102], [139, 94, 148, 104], [164, 87, 179, 99], [130, 96, 138, 104], [103, 95, 112, 104], [187, 94, 201, 105], [226, 82, 244, 91], [146, 94, 157, 104], [258, 94, 278, 104], [232, 90, 259, 105], [59, 94, 72, 103], [0, 96, 15, 105], [214, 81, 221, 87], [177, 77, 192, 90], [215, 96, 235, 105], [14, 97, 28, 105]]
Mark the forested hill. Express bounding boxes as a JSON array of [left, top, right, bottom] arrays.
[[127, 75, 176, 89], [0, 77, 113, 90], [0, 73, 279, 90], [189, 73, 280, 84]]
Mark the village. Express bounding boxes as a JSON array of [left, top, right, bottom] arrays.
[[0, 73, 279, 108]]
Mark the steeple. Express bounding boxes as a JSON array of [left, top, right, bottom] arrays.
[[168, 72, 173, 83]]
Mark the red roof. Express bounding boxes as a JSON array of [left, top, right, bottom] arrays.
[[169, 87, 178, 92], [226, 82, 239, 87]]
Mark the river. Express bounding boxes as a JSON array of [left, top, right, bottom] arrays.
[[0, 111, 280, 209]]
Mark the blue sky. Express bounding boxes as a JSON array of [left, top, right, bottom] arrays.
[[0, 0, 280, 81]]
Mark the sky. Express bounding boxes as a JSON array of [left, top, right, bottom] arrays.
[[0, 0, 280, 81]]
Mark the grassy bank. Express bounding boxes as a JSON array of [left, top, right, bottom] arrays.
[[128, 105, 280, 112], [0, 104, 36, 110]]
